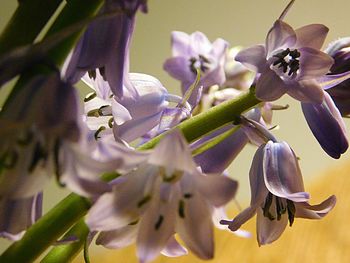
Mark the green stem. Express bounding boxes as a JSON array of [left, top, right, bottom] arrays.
[[40, 220, 90, 263], [0, 194, 90, 263], [22, 88, 260, 262], [0, 0, 63, 55]]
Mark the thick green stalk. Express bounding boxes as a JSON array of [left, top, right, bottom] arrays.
[[23, 88, 260, 262], [40, 220, 90, 263], [0, 0, 63, 55], [0, 194, 90, 263]]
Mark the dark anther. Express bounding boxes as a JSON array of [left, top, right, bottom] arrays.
[[184, 193, 193, 199], [178, 199, 185, 218], [87, 109, 100, 117], [108, 117, 114, 128], [84, 92, 97, 102], [289, 49, 300, 58], [286, 199, 296, 226], [137, 195, 152, 208], [273, 48, 300, 76], [28, 143, 47, 173], [275, 196, 287, 221], [189, 54, 210, 75], [99, 67, 107, 81], [98, 105, 111, 116], [263, 192, 275, 220], [94, 126, 106, 140], [53, 139, 65, 187], [88, 70, 96, 80], [154, 215, 164, 230]]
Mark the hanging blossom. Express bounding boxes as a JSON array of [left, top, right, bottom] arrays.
[[64, 0, 147, 98], [163, 31, 228, 106], [321, 37, 350, 116], [235, 19, 334, 103], [86, 130, 238, 263], [221, 120, 336, 245], [82, 72, 190, 143]]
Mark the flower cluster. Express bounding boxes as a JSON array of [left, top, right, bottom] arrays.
[[0, 0, 349, 262]]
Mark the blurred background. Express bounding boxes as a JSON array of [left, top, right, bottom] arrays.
[[1, 0, 350, 262]]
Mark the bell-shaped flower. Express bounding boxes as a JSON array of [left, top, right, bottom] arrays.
[[82, 72, 188, 143], [320, 37, 350, 116], [0, 192, 42, 241], [221, 140, 336, 246], [301, 91, 348, 159], [236, 19, 334, 103], [64, 0, 147, 98], [86, 130, 238, 262], [163, 31, 228, 105]]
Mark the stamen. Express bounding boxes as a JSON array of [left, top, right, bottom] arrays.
[[137, 195, 152, 208], [183, 193, 193, 199], [28, 143, 47, 172], [154, 215, 164, 230], [87, 109, 100, 117], [287, 200, 296, 226], [53, 139, 65, 187], [94, 126, 106, 140], [275, 196, 287, 221], [97, 105, 112, 116], [189, 54, 210, 74], [178, 200, 185, 218], [108, 117, 114, 128], [88, 70, 96, 80], [84, 92, 97, 102], [129, 220, 139, 226], [272, 48, 300, 77], [99, 67, 106, 81], [263, 192, 275, 220]]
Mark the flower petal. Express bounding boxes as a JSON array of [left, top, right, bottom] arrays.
[[256, 69, 287, 101], [301, 92, 348, 159], [295, 195, 336, 219], [266, 20, 296, 56], [294, 24, 329, 50], [96, 225, 138, 249], [286, 79, 324, 104], [161, 236, 188, 257], [136, 191, 176, 263], [263, 141, 310, 202], [256, 206, 288, 246], [235, 45, 267, 73], [163, 57, 194, 83], [298, 47, 334, 80], [176, 192, 214, 260], [220, 206, 257, 232], [171, 31, 191, 57]]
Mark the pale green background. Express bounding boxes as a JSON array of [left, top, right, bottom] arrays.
[[0, 0, 350, 258]]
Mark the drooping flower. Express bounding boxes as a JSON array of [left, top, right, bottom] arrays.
[[163, 31, 228, 105], [236, 20, 334, 103], [322, 37, 350, 116], [64, 0, 147, 98], [86, 130, 238, 262], [301, 90, 348, 159], [82, 72, 189, 143], [221, 137, 336, 246]]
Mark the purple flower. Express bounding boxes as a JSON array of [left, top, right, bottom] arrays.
[[64, 0, 147, 98], [321, 37, 350, 116], [163, 31, 228, 105], [301, 91, 348, 159], [86, 130, 237, 262], [221, 140, 336, 245], [236, 20, 334, 103]]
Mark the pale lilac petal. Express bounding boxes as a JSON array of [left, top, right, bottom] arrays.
[[256, 69, 287, 101], [301, 92, 348, 159], [163, 57, 194, 83], [294, 24, 329, 49], [256, 206, 288, 246], [211, 38, 229, 59], [194, 172, 238, 207], [114, 111, 163, 142], [171, 31, 191, 57], [161, 236, 188, 257], [266, 20, 296, 56], [190, 31, 212, 55], [148, 130, 198, 175], [249, 145, 269, 206], [176, 192, 214, 260], [286, 79, 324, 104], [295, 195, 336, 219], [137, 193, 176, 263], [235, 45, 267, 73], [111, 99, 132, 125], [220, 206, 257, 232], [298, 47, 334, 79], [263, 141, 310, 202], [86, 166, 157, 231], [96, 225, 137, 249]]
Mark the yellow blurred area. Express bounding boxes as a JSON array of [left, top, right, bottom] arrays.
[[74, 161, 350, 263]]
